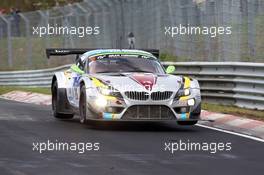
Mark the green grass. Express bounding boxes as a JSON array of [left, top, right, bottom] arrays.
[[0, 86, 51, 95], [202, 102, 264, 121]]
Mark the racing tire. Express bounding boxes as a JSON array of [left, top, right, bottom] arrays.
[[52, 80, 74, 119], [177, 120, 198, 126]]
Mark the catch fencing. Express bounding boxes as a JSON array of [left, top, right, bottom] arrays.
[[0, 62, 263, 110], [0, 0, 264, 71]]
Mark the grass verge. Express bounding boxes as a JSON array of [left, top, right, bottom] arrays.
[[0, 86, 51, 95], [202, 103, 264, 122]]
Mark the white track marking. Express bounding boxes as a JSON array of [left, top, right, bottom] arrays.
[[197, 124, 264, 143]]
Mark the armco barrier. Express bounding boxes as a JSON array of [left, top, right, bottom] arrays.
[[0, 62, 263, 110], [163, 62, 264, 110], [0, 64, 71, 87]]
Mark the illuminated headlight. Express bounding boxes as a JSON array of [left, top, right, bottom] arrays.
[[184, 89, 190, 96], [176, 88, 191, 97], [97, 86, 123, 99], [95, 96, 107, 107], [187, 99, 195, 106], [100, 88, 111, 96], [97, 87, 113, 96]]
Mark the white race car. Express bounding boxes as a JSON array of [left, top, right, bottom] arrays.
[[47, 48, 201, 125]]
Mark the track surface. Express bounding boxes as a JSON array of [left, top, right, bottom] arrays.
[[0, 99, 263, 175]]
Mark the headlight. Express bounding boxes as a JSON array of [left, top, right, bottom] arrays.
[[184, 89, 190, 96], [174, 85, 191, 101], [177, 88, 191, 97], [100, 88, 111, 96], [97, 86, 123, 99], [95, 95, 107, 107]]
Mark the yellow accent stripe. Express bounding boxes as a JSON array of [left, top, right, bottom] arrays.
[[179, 77, 191, 101], [184, 76, 191, 89], [179, 77, 192, 119], [180, 96, 188, 100], [104, 96, 116, 100], [91, 77, 107, 88]]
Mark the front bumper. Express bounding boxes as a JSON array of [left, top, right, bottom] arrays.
[[86, 89, 201, 121]]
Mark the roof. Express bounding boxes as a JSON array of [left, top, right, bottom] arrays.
[[81, 49, 155, 61]]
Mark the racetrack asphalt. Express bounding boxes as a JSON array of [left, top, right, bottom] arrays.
[[0, 98, 263, 175]]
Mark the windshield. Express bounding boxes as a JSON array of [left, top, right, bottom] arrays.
[[88, 56, 165, 74]]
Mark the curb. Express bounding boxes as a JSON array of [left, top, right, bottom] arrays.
[[1, 91, 264, 139], [200, 111, 264, 139], [1, 91, 51, 106]]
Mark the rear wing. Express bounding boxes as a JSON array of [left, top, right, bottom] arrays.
[[46, 48, 159, 59], [46, 48, 92, 59]]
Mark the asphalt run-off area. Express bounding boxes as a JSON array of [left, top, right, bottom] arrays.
[[0, 98, 263, 175]]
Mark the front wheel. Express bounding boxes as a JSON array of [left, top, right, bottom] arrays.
[[79, 85, 98, 124]]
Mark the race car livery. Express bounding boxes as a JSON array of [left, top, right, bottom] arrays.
[[48, 48, 201, 125]]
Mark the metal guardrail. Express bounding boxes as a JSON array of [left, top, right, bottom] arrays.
[[0, 64, 71, 87], [0, 62, 263, 110], [163, 62, 264, 110]]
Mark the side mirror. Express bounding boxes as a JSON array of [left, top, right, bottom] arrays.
[[166, 65, 175, 74], [71, 64, 85, 75]]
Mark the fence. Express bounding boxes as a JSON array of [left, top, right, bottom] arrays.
[[0, 0, 264, 71], [0, 62, 263, 110]]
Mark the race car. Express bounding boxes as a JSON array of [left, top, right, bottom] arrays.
[[47, 48, 201, 125]]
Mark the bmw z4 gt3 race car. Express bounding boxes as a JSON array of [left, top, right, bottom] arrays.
[[47, 48, 201, 125]]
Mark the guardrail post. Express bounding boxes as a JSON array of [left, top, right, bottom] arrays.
[[19, 13, 32, 67], [37, 10, 49, 48], [247, 0, 256, 58], [0, 15, 13, 68], [37, 10, 50, 65]]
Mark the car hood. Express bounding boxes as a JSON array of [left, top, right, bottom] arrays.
[[91, 73, 182, 93]]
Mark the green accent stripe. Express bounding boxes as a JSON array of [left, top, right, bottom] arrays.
[[70, 64, 84, 74]]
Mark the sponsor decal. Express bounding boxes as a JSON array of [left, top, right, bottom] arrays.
[[103, 112, 116, 119], [180, 113, 190, 120], [129, 73, 157, 91]]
